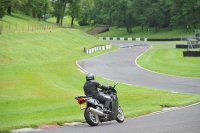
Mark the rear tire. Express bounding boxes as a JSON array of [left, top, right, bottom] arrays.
[[116, 106, 124, 123], [84, 107, 99, 126]]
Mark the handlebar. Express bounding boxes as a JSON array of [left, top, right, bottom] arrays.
[[100, 87, 116, 95]]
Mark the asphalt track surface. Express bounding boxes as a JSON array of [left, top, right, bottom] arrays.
[[29, 41, 200, 133], [78, 41, 200, 94]]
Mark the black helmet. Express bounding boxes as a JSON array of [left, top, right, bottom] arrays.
[[86, 73, 94, 81]]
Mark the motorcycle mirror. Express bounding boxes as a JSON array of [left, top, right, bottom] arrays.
[[114, 82, 118, 88]]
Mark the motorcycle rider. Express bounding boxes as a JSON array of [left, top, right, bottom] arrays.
[[83, 73, 113, 113]]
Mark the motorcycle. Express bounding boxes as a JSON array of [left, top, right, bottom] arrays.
[[75, 82, 124, 126]]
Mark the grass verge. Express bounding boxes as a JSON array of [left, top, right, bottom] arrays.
[[137, 43, 200, 78]]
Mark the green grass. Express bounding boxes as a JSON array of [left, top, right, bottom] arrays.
[[0, 13, 200, 132], [137, 42, 200, 78], [118, 84, 200, 117], [1, 12, 40, 23], [0, 28, 113, 131]]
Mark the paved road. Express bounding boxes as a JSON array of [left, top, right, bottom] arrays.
[[30, 41, 200, 133], [77, 41, 200, 94], [26, 103, 200, 133]]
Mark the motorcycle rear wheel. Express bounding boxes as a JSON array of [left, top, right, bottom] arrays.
[[84, 107, 100, 126], [116, 106, 124, 123]]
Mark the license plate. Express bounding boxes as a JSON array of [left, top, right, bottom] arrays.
[[80, 102, 86, 110]]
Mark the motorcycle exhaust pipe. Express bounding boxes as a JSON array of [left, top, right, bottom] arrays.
[[88, 107, 104, 116]]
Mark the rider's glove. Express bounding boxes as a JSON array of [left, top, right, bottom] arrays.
[[109, 86, 114, 90]]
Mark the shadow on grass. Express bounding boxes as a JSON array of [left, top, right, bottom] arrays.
[[9, 14, 31, 21]]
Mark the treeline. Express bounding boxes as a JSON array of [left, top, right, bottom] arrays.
[[81, 0, 200, 33], [0, 0, 82, 26], [0, 0, 200, 33]]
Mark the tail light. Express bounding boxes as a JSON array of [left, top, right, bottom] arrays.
[[78, 98, 86, 104]]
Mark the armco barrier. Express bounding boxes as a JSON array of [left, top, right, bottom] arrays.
[[85, 44, 112, 54], [99, 37, 147, 41]]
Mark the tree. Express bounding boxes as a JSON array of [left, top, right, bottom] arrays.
[[130, 0, 147, 30], [51, 0, 62, 23], [169, 0, 200, 29], [143, 0, 158, 32], [78, 0, 95, 26], [90, 0, 136, 33], [0, 0, 7, 18], [110, 0, 136, 33], [159, 0, 171, 30], [85, 0, 200, 34], [51, 0, 69, 25], [67, 0, 82, 27], [90, 0, 104, 24], [169, 0, 187, 28], [181, 0, 200, 29], [6, 0, 28, 15]]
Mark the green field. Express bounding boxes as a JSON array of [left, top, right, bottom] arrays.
[[0, 13, 200, 133]]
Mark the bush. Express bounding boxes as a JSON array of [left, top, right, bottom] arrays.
[[78, 18, 89, 26]]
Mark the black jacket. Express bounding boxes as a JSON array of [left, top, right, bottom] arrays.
[[83, 80, 108, 96]]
